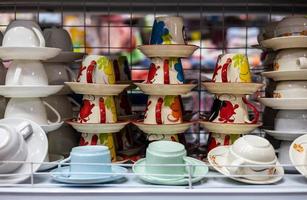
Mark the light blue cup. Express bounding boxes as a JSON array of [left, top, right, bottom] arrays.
[[59, 145, 112, 179]]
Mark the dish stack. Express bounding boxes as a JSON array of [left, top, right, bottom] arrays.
[[65, 55, 130, 162], [201, 53, 263, 151], [259, 16, 307, 173], [133, 16, 198, 141]]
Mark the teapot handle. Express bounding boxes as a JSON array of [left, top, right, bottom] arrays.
[[32, 27, 45, 47]]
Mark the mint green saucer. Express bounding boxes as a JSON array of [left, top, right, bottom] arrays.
[[132, 157, 208, 185]]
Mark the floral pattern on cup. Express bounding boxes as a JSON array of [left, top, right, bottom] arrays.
[[207, 133, 241, 152], [146, 57, 184, 84], [78, 95, 117, 124]]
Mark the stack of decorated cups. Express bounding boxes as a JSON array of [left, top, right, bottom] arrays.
[[259, 16, 307, 173], [65, 55, 130, 161], [133, 16, 198, 141], [201, 53, 263, 152]]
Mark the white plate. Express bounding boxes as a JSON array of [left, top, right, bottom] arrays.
[[0, 47, 61, 60], [259, 98, 307, 110], [38, 154, 65, 172], [65, 82, 130, 96], [133, 121, 194, 135], [0, 118, 48, 184], [138, 44, 199, 58], [66, 120, 129, 134], [199, 121, 261, 135], [262, 70, 307, 81], [289, 134, 307, 177], [202, 82, 264, 95], [45, 51, 85, 63], [41, 121, 64, 133], [260, 36, 307, 50], [0, 85, 63, 98], [263, 129, 306, 141], [208, 146, 284, 184], [134, 83, 196, 96]]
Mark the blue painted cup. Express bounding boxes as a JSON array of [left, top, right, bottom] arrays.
[[59, 145, 112, 178]]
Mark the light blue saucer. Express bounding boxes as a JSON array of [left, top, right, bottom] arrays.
[[51, 166, 127, 184]]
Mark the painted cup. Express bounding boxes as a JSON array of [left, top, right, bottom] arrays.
[[207, 133, 241, 152], [273, 81, 307, 98], [212, 53, 251, 83], [150, 16, 186, 45], [273, 49, 307, 71], [209, 94, 259, 124], [112, 56, 131, 82], [275, 16, 307, 37], [144, 95, 183, 124], [77, 95, 117, 124], [43, 27, 73, 51], [146, 57, 185, 84]]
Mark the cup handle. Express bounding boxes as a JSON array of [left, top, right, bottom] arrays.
[[32, 27, 45, 47], [183, 157, 196, 177], [228, 158, 245, 175], [65, 66, 77, 82], [43, 101, 61, 124], [16, 121, 33, 140], [297, 57, 307, 69], [58, 156, 71, 177], [242, 97, 259, 124]]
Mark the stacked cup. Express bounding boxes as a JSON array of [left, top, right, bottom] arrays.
[[258, 16, 307, 173], [133, 16, 198, 142]]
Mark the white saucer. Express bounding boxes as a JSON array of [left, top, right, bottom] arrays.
[[289, 134, 307, 177], [199, 121, 261, 135], [138, 44, 199, 58], [263, 129, 306, 141], [41, 121, 64, 133], [262, 70, 307, 81], [260, 36, 307, 50], [202, 82, 264, 95], [133, 121, 193, 135], [51, 166, 127, 184], [259, 98, 307, 110], [0, 118, 48, 184], [65, 82, 130, 96], [38, 154, 65, 171], [0, 85, 63, 98], [134, 83, 196, 96], [0, 47, 61, 60], [45, 51, 85, 63], [66, 119, 129, 134], [208, 146, 284, 184]]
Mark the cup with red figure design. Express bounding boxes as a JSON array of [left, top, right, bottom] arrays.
[[144, 95, 183, 124], [146, 57, 185, 84], [208, 94, 259, 124], [77, 95, 117, 124], [207, 133, 241, 152], [76, 55, 115, 84], [211, 53, 252, 83]]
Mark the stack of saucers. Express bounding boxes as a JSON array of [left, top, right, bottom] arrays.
[[133, 16, 198, 141], [65, 55, 130, 161], [201, 53, 263, 151]]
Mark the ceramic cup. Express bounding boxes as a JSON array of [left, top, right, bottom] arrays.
[[5, 98, 61, 125], [3, 20, 45, 47], [77, 95, 117, 123], [257, 21, 279, 43], [6, 60, 48, 86], [144, 95, 183, 124], [44, 63, 76, 85], [59, 145, 112, 178], [207, 133, 241, 152], [0, 121, 33, 173], [273, 81, 307, 98], [43, 27, 73, 51], [275, 110, 307, 132], [273, 49, 307, 71], [146, 57, 185, 84], [112, 56, 131, 82], [275, 16, 307, 37], [145, 141, 193, 179], [227, 135, 277, 181], [77, 55, 115, 84], [209, 94, 259, 124], [212, 53, 251, 83], [150, 16, 186, 45]]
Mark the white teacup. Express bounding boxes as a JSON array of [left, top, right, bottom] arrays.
[[275, 110, 307, 132], [3, 20, 45, 47], [6, 60, 48, 86], [43, 27, 73, 51], [275, 16, 307, 37], [5, 98, 61, 126], [227, 135, 277, 181], [273, 49, 307, 71], [0, 121, 33, 173], [273, 81, 307, 98], [44, 63, 76, 85]]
